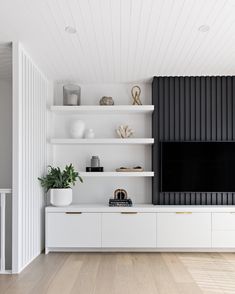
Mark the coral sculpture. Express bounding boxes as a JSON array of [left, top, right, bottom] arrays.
[[116, 125, 134, 138]]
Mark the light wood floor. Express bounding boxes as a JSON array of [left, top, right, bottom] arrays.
[[1, 252, 235, 294]]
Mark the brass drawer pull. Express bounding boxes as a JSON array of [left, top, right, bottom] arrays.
[[175, 212, 192, 214], [65, 212, 82, 214], [121, 212, 138, 214]]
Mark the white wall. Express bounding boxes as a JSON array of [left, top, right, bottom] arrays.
[[52, 82, 152, 204], [12, 43, 50, 273], [0, 78, 12, 270]]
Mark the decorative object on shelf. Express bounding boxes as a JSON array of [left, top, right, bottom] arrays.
[[38, 164, 83, 207], [91, 156, 100, 167], [85, 128, 95, 139], [86, 167, 104, 172], [86, 156, 103, 172], [99, 96, 114, 105], [116, 166, 144, 172], [63, 84, 81, 106], [109, 189, 133, 207], [70, 120, 85, 138], [114, 189, 128, 200], [131, 85, 142, 105], [116, 125, 134, 138], [109, 198, 133, 207]]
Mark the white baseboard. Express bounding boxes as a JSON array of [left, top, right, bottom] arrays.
[[45, 247, 235, 253], [0, 270, 12, 275]]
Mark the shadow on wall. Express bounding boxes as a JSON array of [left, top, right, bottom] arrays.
[[0, 75, 12, 270]]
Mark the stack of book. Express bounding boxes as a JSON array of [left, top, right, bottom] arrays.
[[109, 198, 133, 207]]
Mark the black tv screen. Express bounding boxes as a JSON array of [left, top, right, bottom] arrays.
[[160, 142, 235, 192]]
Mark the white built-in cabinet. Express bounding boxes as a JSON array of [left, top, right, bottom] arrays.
[[212, 213, 235, 247], [102, 212, 156, 248], [47, 212, 101, 248], [156, 213, 211, 248], [45, 206, 235, 253], [47, 85, 235, 252]]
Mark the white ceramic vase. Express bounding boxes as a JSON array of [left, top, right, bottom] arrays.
[[70, 120, 85, 138], [50, 188, 72, 206]]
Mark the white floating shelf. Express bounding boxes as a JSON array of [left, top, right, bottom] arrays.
[[79, 172, 154, 177], [49, 138, 154, 145], [50, 105, 154, 114]]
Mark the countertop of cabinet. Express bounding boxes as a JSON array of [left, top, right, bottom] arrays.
[[46, 204, 235, 213]]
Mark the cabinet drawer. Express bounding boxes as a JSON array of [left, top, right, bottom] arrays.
[[46, 212, 101, 247], [212, 213, 235, 231], [102, 213, 156, 248], [212, 231, 235, 248], [156, 212, 211, 248]]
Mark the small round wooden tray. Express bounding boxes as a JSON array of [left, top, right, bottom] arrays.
[[116, 167, 144, 172]]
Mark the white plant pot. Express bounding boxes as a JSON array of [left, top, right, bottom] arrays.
[[50, 188, 72, 207]]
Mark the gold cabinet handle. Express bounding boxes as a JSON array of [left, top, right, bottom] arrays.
[[175, 212, 192, 214], [121, 212, 138, 214], [65, 212, 82, 214]]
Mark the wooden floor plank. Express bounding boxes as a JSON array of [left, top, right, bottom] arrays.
[[45, 254, 83, 294], [162, 253, 196, 283], [147, 253, 182, 294], [2, 252, 235, 294]]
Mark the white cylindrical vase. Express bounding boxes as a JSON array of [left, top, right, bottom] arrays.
[[70, 120, 85, 138]]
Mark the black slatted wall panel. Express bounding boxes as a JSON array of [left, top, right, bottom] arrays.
[[152, 76, 235, 205]]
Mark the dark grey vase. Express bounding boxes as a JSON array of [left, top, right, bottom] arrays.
[[91, 156, 100, 167]]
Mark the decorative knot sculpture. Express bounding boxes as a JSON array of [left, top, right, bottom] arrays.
[[131, 85, 142, 105]]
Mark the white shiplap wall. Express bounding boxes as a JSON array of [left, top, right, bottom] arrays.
[[12, 43, 49, 273]]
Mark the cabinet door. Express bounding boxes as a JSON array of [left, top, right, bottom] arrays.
[[212, 213, 235, 248], [102, 213, 156, 248], [46, 212, 101, 247], [212, 213, 235, 230], [212, 231, 235, 248], [156, 212, 211, 248]]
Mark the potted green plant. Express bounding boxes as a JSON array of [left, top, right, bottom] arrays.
[[38, 164, 83, 206]]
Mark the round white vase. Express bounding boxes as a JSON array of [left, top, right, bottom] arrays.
[[50, 188, 72, 206], [70, 120, 85, 138]]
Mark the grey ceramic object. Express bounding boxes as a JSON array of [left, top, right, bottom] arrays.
[[91, 156, 100, 167]]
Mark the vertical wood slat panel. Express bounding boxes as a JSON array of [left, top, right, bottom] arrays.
[[200, 77, 206, 141], [152, 76, 235, 205], [185, 77, 190, 140], [164, 78, 169, 141], [169, 78, 174, 140], [227, 77, 232, 140], [211, 78, 217, 141], [195, 77, 201, 141], [179, 77, 185, 141], [206, 77, 211, 141], [232, 78, 235, 140], [216, 77, 222, 141], [17, 47, 48, 270], [190, 77, 195, 141]]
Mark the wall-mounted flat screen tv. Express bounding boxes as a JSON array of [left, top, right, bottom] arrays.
[[160, 142, 235, 192]]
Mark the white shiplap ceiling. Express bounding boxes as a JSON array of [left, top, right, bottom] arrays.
[[0, 0, 235, 82], [0, 43, 12, 80]]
